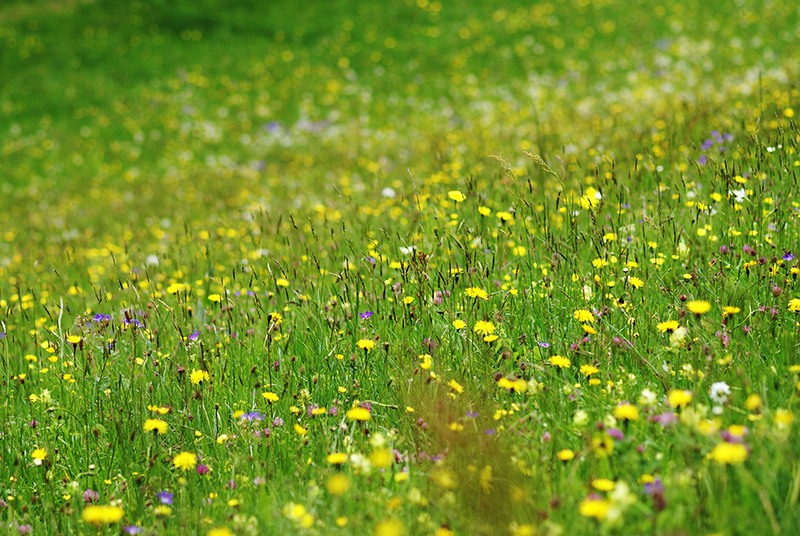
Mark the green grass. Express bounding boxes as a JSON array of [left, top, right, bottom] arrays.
[[1, 0, 800, 535]]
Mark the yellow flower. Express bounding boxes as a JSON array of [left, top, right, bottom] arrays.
[[483, 334, 499, 342], [31, 448, 47, 466], [686, 300, 711, 315], [190, 369, 209, 384], [207, 294, 221, 302], [573, 309, 595, 323], [657, 320, 679, 333], [371, 448, 394, 468], [722, 306, 740, 317], [557, 449, 575, 461], [143, 419, 168, 434], [357, 339, 376, 352], [464, 287, 488, 300], [402, 296, 414, 305], [582, 324, 597, 335], [774, 409, 794, 428], [262, 391, 279, 402], [549, 355, 571, 368], [418, 354, 432, 370], [708, 442, 749, 465], [155, 505, 172, 516], [276, 278, 290, 287], [628, 276, 644, 289], [452, 319, 466, 329], [294, 424, 307, 436], [346, 407, 372, 421], [448, 379, 464, 393], [447, 191, 466, 202], [613, 403, 640, 421], [325, 474, 351, 496], [207, 528, 234, 536], [66, 334, 82, 344], [578, 498, 610, 520], [580, 364, 599, 376], [473, 320, 496, 336], [745, 393, 762, 411], [173, 452, 197, 471], [788, 298, 800, 312], [668, 390, 692, 408], [591, 478, 616, 491], [374, 517, 405, 536], [81, 505, 124, 525], [326, 452, 347, 465], [497, 376, 528, 392]]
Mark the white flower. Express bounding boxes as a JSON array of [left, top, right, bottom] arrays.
[[709, 381, 730, 405], [638, 388, 657, 406], [573, 410, 589, 427], [729, 189, 747, 203]]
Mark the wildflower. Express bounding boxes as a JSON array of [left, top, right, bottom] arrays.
[[708, 443, 749, 465], [346, 407, 372, 421], [190, 369, 209, 384], [628, 276, 644, 289], [497, 376, 528, 392], [83, 489, 99, 503], [374, 517, 405, 536], [447, 191, 466, 202], [557, 449, 575, 461], [360, 311, 374, 320], [448, 379, 464, 393], [686, 300, 711, 315], [82, 505, 124, 525], [580, 364, 599, 376], [614, 403, 640, 421], [549, 355, 571, 368], [774, 409, 794, 428], [262, 391, 279, 402], [294, 424, 307, 436], [579, 498, 610, 520], [327, 452, 347, 465], [656, 320, 679, 333], [371, 448, 394, 468], [473, 320, 496, 336], [582, 324, 598, 335], [464, 287, 488, 300], [207, 294, 221, 302], [452, 319, 466, 329], [325, 474, 351, 496], [143, 419, 168, 434], [123, 526, 144, 534], [357, 339, 376, 352], [418, 354, 432, 370], [668, 390, 692, 408], [573, 309, 595, 323], [31, 448, 47, 466], [789, 299, 800, 312], [207, 528, 234, 536], [709, 382, 730, 404], [722, 306, 740, 317], [173, 452, 197, 471], [592, 479, 616, 491]]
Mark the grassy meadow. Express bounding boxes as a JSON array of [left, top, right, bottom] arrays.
[[2, 0, 800, 534]]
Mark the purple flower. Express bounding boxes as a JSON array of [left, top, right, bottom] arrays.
[[92, 313, 111, 322], [538, 341, 551, 347], [83, 489, 99, 504], [273, 417, 284, 427], [226, 479, 236, 490], [241, 411, 264, 422], [783, 252, 795, 261], [253, 477, 267, 486], [485, 429, 497, 435], [17, 525, 33, 535], [654, 412, 678, 428], [607, 428, 624, 441], [644, 479, 664, 495], [701, 139, 714, 151], [698, 155, 707, 165], [188, 331, 200, 341], [359, 311, 374, 320], [157, 490, 173, 505], [123, 527, 144, 535], [542, 431, 551, 442], [196, 464, 210, 475], [466, 411, 479, 418]]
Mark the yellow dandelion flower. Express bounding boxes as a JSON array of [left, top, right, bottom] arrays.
[[464, 287, 489, 300], [788, 298, 800, 312], [573, 309, 595, 323], [82, 505, 124, 525], [294, 424, 307, 436], [668, 390, 692, 408], [346, 407, 372, 421], [613, 403, 640, 421], [325, 474, 351, 496], [591, 478, 616, 491], [722, 306, 740, 317], [582, 324, 597, 335], [557, 449, 575, 461], [578, 498, 610, 520], [207, 528, 234, 536], [774, 409, 794, 428], [708, 442, 749, 465], [580, 364, 599, 376], [172, 452, 197, 471], [374, 517, 405, 536], [448, 379, 464, 393], [189, 369, 209, 384], [686, 300, 711, 315], [143, 419, 168, 434], [327, 452, 347, 464], [371, 448, 394, 469], [357, 339, 376, 352], [418, 354, 432, 370], [628, 276, 644, 289], [473, 320, 496, 336], [452, 319, 466, 329], [549, 355, 571, 368], [656, 320, 679, 333], [262, 391, 279, 402]]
